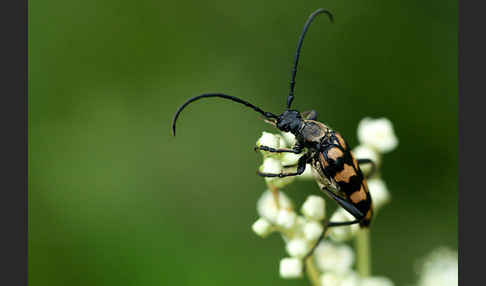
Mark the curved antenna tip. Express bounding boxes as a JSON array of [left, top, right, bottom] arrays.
[[171, 93, 276, 137], [315, 8, 334, 23], [286, 8, 334, 109]]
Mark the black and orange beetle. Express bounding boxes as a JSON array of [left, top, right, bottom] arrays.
[[171, 8, 376, 253]]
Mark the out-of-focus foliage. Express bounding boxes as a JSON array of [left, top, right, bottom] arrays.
[[29, 0, 457, 285]]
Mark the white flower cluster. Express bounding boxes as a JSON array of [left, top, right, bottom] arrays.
[[251, 118, 399, 285], [254, 189, 327, 277], [416, 247, 458, 286], [313, 240, 395, 286]]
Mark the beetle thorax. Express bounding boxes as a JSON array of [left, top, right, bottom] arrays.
[[299, 120, 330, 144]]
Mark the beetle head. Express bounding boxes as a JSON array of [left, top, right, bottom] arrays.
[[277, 110, 303, 133]]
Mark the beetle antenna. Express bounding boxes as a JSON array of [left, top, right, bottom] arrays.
[[172, 93, 278, 136], [287, 8, 334, 109]]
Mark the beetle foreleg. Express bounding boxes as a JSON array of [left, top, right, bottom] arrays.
[[254, 145, 302, 154]]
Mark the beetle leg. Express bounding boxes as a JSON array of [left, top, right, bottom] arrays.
[[257, 153, 308, 178], [357, 158, 377, 178], [303, 219, 330, 262], [254, 145, 302, 154], [328, 219, 361, 227], [282, 154, 312, 168], [303, 218, 362, 262]]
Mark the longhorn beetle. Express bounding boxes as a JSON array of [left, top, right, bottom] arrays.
[[171, 8, 377, 256]]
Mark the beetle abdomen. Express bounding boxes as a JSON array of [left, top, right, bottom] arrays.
[[318, 132, 373, 227]]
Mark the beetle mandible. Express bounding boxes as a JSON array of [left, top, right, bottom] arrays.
[[171, 8, 377, 254]]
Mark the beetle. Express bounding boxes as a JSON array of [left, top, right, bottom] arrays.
[[171, 8, 376, 252]]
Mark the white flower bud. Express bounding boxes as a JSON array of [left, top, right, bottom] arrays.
[[320, 271, 360, 286], [260, 158, 283, 185], [286, 238, 309, 258], [276, 209, 297, 229], [282, 216, 307, 240], [279, 257, 303, 278], [417, 247, 458, 286], [353, 145, 380, 165], [256, 132, 281, 157], [357, 117, 398, 153], [360, 277, 395, 286], [265, 152, 301, 189], [341, 272, 360, 286], [303, 221, 323, 241], [257, 131, 280, 148], [281, 131, 297, 146], [327, 208, 359, 242], [314, 241, 355, 275], [320, 272, 341, 286], [278, 135, 288, 149], [260, 157, 282, 174], [280, 152, 302, 166], [252, 217, 273, 238], [301, 195, 326, 221], [352, 145, 381, 176], [368, 178, 391, 210], [256, 190, 293, 223]]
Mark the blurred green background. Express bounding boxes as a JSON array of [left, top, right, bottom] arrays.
[[29, 0, 457, 285]]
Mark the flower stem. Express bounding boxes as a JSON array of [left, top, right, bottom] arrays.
[[305, 256, 320, 286], [355, 228, 371, 277], [269, 184, 281, 209]]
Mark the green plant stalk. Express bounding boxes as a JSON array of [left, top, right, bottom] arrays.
[[305, 256, 320, 286], [356, 228, 371, 277]]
